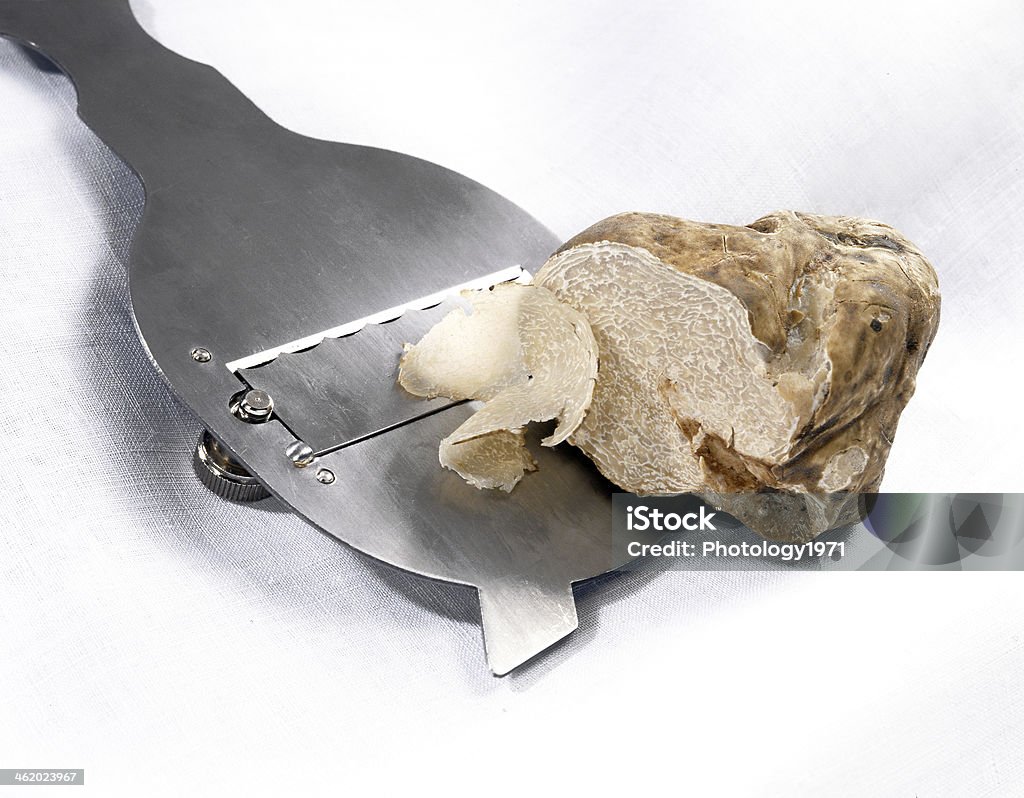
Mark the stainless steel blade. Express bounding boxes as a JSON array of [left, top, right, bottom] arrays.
[[238, 301, 464, 455]]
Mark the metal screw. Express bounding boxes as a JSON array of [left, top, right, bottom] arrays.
[[191, 347, 212, 363], [315, 468, 335, 485], [232, 389, 274, 423], [286, 440, 315, 468]]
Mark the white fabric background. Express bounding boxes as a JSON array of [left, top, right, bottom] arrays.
[[1, 0, 1023, 795]]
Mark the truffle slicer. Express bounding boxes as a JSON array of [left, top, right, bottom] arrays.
[[0, 0, 630, 674]]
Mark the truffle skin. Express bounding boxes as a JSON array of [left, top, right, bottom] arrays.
[[535, 211, 940, 541]]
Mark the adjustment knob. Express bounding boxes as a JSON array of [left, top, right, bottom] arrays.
[[193, 430, 270, 502]]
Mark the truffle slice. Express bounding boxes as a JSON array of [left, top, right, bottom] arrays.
[[439, 430, 537, 492], [399, 283, 597, 491]]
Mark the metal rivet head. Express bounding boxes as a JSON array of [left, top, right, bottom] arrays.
[[315, 468, 335, 485], [232, 389, 274, 423], [191, 347, 212, 363], [286, 440, 315, 468]]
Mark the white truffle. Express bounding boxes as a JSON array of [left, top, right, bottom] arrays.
[[537, 211, 941, 540], [398, 211, 940, 541]]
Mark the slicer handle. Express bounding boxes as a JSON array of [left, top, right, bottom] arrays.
[[0, 0, 282, 188]]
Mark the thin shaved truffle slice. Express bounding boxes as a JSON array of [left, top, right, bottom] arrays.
[[399, 283, 597, 490], [398, 291, 528, 402], [439, 429, 537, 492]]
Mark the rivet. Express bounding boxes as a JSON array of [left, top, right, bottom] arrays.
[[286, 440, 315, 468], [315, 468, 335, 485], [191, 347, 212, 363], [232, 389, 274, 423]]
